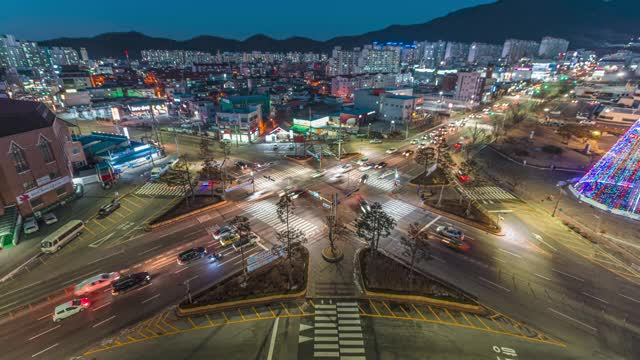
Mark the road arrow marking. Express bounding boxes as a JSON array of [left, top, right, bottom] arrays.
[[299, 323, 314, 332], [89, 232, 115, 248], [299, 335, 312, 344]]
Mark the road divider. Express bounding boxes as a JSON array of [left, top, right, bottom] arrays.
[[148, 201, 228, 230]]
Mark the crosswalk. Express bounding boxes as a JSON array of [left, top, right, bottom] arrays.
[[299, 301, 366, 359], [381, 199, 419, 220], [135, 182, 186, 197], [237, 201, 320, 240], [253, 166, 313, 189], [353, 169, 396, 192], [459, 186, 518, 204]]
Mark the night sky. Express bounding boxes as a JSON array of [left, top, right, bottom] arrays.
[[2, 0, 494, 41]]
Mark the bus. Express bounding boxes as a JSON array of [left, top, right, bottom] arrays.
[[40, 220, 84, 253]]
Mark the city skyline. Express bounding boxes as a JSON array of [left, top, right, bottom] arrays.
[[1, 0, 493, 41]]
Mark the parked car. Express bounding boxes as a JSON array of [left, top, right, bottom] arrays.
[[375, 162, 387, 169], [402, 150, 414, 157], [340, 163, 354, 173], [359, 199, 371, 214], [385, 148, 397, 154], [213, 225, 237, 240], [219, 232, 241, 247], [177, 247, 207, 265], [369, 139, 382, 144], [457, 170, 471, 182], [74, 272, 120, 296], [233, 234, 257, 251], [235, 160, 248, 169], [111, 272, 151, 296], [53, 298, 91, 322], [98, 200, 120, 217], [43, 212, 58, 225], [436, 225, 465, 241], [23, 217, 39, 234]]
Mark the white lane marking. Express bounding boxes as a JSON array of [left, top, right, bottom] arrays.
[[173, 266, 189, 274], [499, 249, 521, 258], [532, 233, 557, 252], [257, 241, 268, 251], [548, 308, 596, 331], [92, 302, 112, 312], [0, 281, 43, 298], [138, 245, 162, 256], [551, 268, 584, 282], [492, 256, 506, 263], [618, 293, 640, 304], [62, 272, 100, 286], [478, 277, 511, 292], [534, 273, 551, 281], [87, 250, 124, 265], [431, 255, 446, 263], [37, 313, 52, 320], [0, 300, 18, 310], [420, 215, 442, 233], [31, 343, 59, 358], [582, 292, 609, 304], [185, 275, 199, 283], [91, 315, 116, 328], [266, 317, 280, 360], [141, 294, 160, 304], [28, 325, 60, 341]]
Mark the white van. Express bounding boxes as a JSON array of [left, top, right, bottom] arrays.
[[40, 220, 84, 253], [23, 217, 39, 234], [73, 272, 120, 296], [53, 298, 91, 322]]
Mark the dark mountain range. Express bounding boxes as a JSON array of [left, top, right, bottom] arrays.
[[39, 0, 638, 59]]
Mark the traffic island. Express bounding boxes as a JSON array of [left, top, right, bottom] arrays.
[[147, 197, 225, 230], [358, 248, 486, 314], [176, 247, 309, 317], [321, 246, 344, 263]]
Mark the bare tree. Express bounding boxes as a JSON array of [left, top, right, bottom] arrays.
[[276, 194, 307, 289], [230, 215, 252, 279], [166, 155, 195, 206], [414, 147, 436, 174], [199, 134, 213, 160], [355, 202, 396, 256], [400, 222, 431, 290], [466, 123, 488, 160]]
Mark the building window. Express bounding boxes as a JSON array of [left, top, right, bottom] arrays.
[[49, 171, 59, 180], [56, 187, 66, 197], [23, 180, 37, 191], [30, 197, 44, 208], [38, 136, 55, 163], [10, 143, 30, 173]]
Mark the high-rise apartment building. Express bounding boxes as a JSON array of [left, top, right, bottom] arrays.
[[419, 41, 447, 67], [455, 72, 484, 101], [357, 44, 400, 74], [501, 39, 540, 64], [327, 46, 360, 76], [538, 37, 569, 59], [467, 42, 502, 65], [444, 42, 470, 64]]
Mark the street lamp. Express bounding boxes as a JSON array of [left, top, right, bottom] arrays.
[[368, 123, 371, 138], [251, 170, 255, 193]]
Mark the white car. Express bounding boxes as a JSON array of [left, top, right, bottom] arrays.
[[74, 272, 120, 296], [355, 157, 369, 165], [310, 170, 327, 178], [410, 139, 419, 145], [43, 213, 58, 225], [385, 148, 397, 154], [359, 163, 375, 171], [436, 225, 465, 241], [23, 217, 39, 234], [53, 298, 91, 322], [339, 164, 353, 173], [369, 139, 382, 144]]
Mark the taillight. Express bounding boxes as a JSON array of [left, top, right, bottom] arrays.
[[81, 298, 90, 307]]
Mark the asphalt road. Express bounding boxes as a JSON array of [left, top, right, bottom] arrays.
[[0, 118, 638, 359]]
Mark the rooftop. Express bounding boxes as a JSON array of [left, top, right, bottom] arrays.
[[0, 99, 57, 138]]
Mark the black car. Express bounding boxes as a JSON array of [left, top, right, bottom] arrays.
[[177, 247, 207, 265], [99, 200, 120, 217], [235, 161, 248, 169], [111, 272, 151, 295], [375, 162, 387, 169]]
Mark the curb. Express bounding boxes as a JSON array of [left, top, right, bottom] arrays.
[[486, 145, 586, 174], [149, 200, 228, 229], [363, 289, 486, 315], [421, 202, 503, 236]]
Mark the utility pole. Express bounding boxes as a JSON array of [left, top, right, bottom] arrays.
[[552, 187, 564, 217]]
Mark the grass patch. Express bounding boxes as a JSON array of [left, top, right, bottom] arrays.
[[426, 198, 496, 228]]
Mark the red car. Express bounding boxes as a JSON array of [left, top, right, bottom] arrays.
[[453, 142, 463, 149], [457, 170, 470, 182]]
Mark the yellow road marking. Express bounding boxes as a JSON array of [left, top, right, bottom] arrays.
[[474, 315, 491, 330], [238, 308, 245, 320], [491, 318, 507, 332], [83, 226, 96, 236], [369, 300, 381, 316], [103, 215, 118, 223], [268, 306, 275, 318], [382, 301, 396, 317], [428, 306, 441, 321], [443, 309, 458, 324], [188, 317, 197, 328], [130, 193, 145, 201], [281, 303, 291, 316], [222, 312, 229, 322], [460, 312, 474, 327], [253, 306, 261, 319], [399, 305, 411, 319], [92, 219, 107, 229], [205, 314, 215, 326], [309, 299, 315, 308], [357, 304, 367, 315], [297, 304, 307, 315], [411, 304, 426, 320]]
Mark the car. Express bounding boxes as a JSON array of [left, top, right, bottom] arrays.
[[355, 157, 369, 165], [421, 134, 429, 140], [311, 170, 327, 178], [53, 298, 91, 322], [111, 272, 151, 296], [374, 162, 387, 169], [98, 200, 120, 217], [402, 150, 414, 157], [213, 225, 237, 240], [385, 148, 397, 154], [248, 189, 273, 201], [441, 237, 471, 252], [74, 272, 120, 296], [219, 232, 241, 247], [410, 139, 419, 145], [339, 163, 354, 172], [23, 217, 39, 234], [359, 199, 371, 213], [43, 212, 58, 225], [328, 174, 345, 183], [233, 234, 257, 251], [453, 142, 463, 149], [359, 163, 375, 171], [457, 170, 471, 182], [436, 225, 465, 241], [235, 161, 248, 169], [369, 138, 382, 144], [360, 174, 369, 183], [177, 247, 207, 265], [279, 189, 304, 199]]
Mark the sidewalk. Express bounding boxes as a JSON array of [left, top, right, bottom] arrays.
[[306, 235, 363, 298]]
